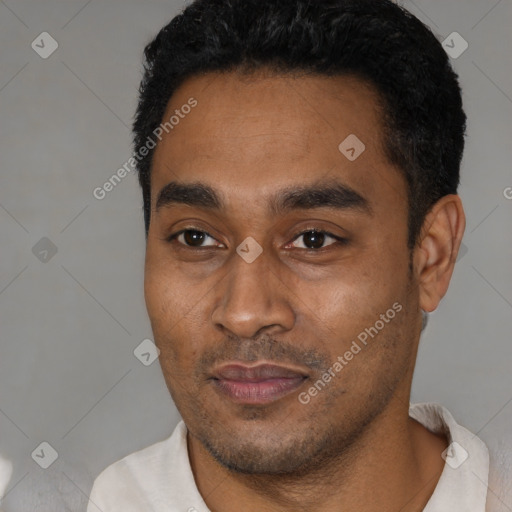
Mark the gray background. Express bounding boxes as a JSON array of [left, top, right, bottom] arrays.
[[0, 0, 511, 510]]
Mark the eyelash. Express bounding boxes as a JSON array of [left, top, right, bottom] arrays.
[[166, 227, 348, 251]]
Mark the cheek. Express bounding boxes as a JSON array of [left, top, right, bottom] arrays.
[[303, 262, 411, 367], [297, 258, 403, 324], [144, 245, 190, 322], [144, 262, 208, 369], [144, 268, 175, 327]]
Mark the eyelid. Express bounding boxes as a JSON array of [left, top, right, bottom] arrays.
[[166, 227, 223, 247], [166, 225, 347, 251], [291, 227, 341, 239], [287, 227, 347, 249]]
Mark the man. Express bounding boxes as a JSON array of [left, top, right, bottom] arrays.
[[88, 0, 493, 510]]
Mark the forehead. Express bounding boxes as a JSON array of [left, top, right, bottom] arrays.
[[150, 70, 404, 210]]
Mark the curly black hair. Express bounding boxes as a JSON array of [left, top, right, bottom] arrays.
[[133, 0, 466, 248]]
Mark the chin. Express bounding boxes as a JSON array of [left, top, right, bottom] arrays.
[[193, 418, 347, 476]]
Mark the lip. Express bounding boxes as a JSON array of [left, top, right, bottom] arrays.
[[211, 363, 308, 405]]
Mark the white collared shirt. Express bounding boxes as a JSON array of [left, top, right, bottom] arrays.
[[0, 454, 13, 512], [87, 402, 490, 512]]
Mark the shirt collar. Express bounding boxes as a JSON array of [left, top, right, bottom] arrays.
[[409, 402, 489, 512], [180, 402, 490, 511]]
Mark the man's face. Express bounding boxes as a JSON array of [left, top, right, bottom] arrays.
[[144, 71, 422, 474]]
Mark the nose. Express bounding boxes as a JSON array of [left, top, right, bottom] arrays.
[[211, 247, 295, 339]]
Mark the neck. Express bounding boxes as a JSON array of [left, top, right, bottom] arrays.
[[188, 396, 447, 512]]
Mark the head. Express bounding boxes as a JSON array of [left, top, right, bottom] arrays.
[[136, 0, 466, 475]]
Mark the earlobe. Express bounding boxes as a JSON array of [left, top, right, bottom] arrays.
[[415, 195, 466, 313]]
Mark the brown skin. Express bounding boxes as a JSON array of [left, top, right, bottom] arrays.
[[144, 70, 465, 512]]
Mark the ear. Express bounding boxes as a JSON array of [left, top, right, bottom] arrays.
[[413, 195, 466, 313]]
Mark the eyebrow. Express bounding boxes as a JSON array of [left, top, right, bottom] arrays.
[[155, 179, 372, 216]]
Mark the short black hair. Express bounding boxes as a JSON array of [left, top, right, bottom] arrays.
[[133, 0, 466, 248]]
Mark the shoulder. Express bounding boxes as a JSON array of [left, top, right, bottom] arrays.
[[88, 422, 188, 512], [486, 443, 512, 512]]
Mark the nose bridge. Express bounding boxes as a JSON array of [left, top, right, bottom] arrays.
[[212, 246, 294, 339]]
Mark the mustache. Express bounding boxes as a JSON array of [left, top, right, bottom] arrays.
[[196, 333, 331, 375]]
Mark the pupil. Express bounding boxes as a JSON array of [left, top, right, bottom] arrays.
[[184, 230, 205, 246], [304, 231, 324, 249]]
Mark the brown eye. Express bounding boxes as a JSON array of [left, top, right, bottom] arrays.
[[183, 230, 208, 247], [289, 230, 341, 250], [167, 229, 224, 248]]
